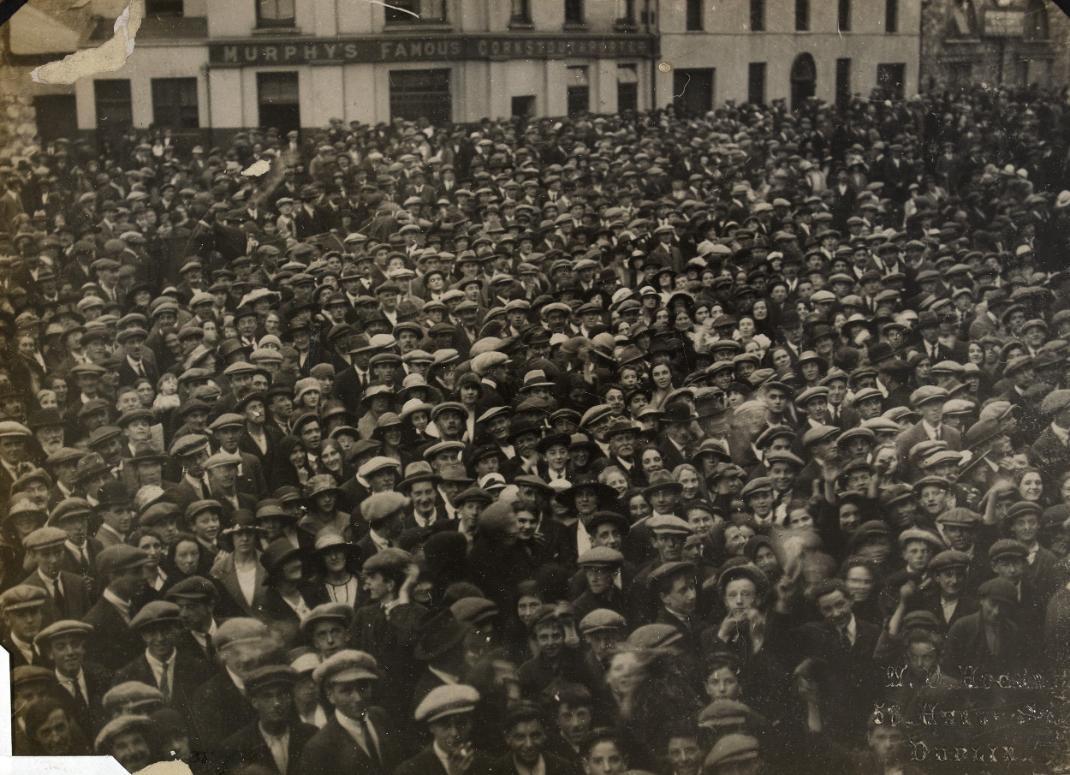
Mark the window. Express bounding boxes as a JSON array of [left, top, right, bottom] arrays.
[[256, 0, 295, 27], [947, 61, 972, 87], [838, 0, 851, 31], [617, 65, 638, 113], [876, 63, 905, 99], [510, 0, 531, 25], [885, 0, 898, 32], [146, 0, 183, 16], [389, 69, 451, 124], [566, 66, 589, 116], [385, 0, 447, 24], [686, 0, 703, 30], [673, 68, 714, 115], [835, 58, 851, 109], [151, 78, 199, 128], [94, 79, 132, 132], [511, 96, 535, 118], [750, 0, 764, 31], [795, 0, 809, 31], [1024, 0, 1048, 40], [564, 0, 584, 25], [615, 0, 637, 29], [258, 72, 300, 133], [748, 62, 766, 105]]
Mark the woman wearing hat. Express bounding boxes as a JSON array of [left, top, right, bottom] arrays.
[[310, 529, 361, 606], [211, 510, 269, 619], [273, 434, 314, 489], [371, 412, 405, 466], [260, 538, 327, 639], [302, 475, 349, 540]]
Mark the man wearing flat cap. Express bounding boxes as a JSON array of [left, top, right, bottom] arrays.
[[112, 600, 211, 730], [297, 649, 405, 775], [220, 664, 319, 775], [397, 683, 493, 775], [0, 584, 49, 667], [21, 526, 91, 622], [35, 619, 110, 736], [942, 578, 1027, 679], [83, 545, 151, 671]]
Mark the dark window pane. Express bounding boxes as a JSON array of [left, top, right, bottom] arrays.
[[885, 0, 898, 32], [838, 0, 851, 30], [389, 69, 451, 123], [686, 0, 703, 30], [748, 62, 766, 105], [795, 0, 809, 31], [565, 0, 584, 24], [146, 0, 183, 16], [94, 79, 132, 131], [152, 77, 199, 129], [751, 0, 765, 31], [257, 0, 295, 26]]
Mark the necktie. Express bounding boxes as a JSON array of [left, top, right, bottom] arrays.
[[135, 361, 145, 377], [362, 717, 382, 765], [838, 626, 851, 651], [52, 582, 66, 617], [158, 660, 171, 701], [68, 676, 87, 709]]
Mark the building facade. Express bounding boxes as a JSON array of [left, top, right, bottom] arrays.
[[657, 0, 922, 113], [918, 0, 1067, 91], [65, 0, 656, 136]]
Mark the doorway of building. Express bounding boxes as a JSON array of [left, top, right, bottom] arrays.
[[34, 95, 78, 142], [791, 53, 816, 110], [672, 68, 714, 116]]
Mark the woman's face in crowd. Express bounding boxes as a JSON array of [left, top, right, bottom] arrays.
[[641, 448, 663, 474], [174, 539, 200, 574], [845, 565, 874, 602], [651, 364, 672, 390], [1020, 472, 1043, 502], [725, 525, 754, 556], [676, 467, 700, 499]]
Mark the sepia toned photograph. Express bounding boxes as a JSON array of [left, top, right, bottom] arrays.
[[1, 0, 1070, 773]]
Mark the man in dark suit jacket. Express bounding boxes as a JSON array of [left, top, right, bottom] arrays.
[[220, 664, 319, 775], [942, 578, 1028, 679], [396, 684, 495, 775], [297, 650, 408, 775], [21, 526, 91, 622], [83, 544, 152, 671], [894, 386, 961, 479], [112, 600, 211, 726], [494, 701, 581, 775], [33, 619, 111, 737], [794, 579, 882, 741]]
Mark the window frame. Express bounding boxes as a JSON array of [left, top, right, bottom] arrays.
[[256, 0, 295, 29], [150, 77, 199, 129], [94, 79, 133, 131], [564, 0, 585, 27], [685, 0, 703, 31], [748, 62, 766, 105], [146, 0, 184, 16], [566, 65, 590, 116], [510, 0, 532, 26], [750, 0, 765, 31], [838, 0, 851, 31], [384, 0, 448, 25], [885, 0, 898, 33]]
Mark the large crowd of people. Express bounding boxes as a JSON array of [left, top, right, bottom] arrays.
[[1, 83, 1070, 775]]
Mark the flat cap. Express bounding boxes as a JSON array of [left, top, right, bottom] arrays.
[[988, 538, 1028, 561], [414, 684, 481, 723], [897, 528, 943, 548], [0, 584, 48, 612], [164, 575, 217, 602], [96, 544, 150, 576], [626, 623, 684, 650], [936, 507, 980, 527], [23, 525, 67, 552], [129, 600, 182, 630], [33, 619, 93, 649], [361, 491, 409, 523], [704, 733, 760, 769], [577, 546, 624, 567], [977, 577, 1018, 606], [910, 385, 949, 407], [95, 714, 153, 753], [579, 608, 627, 634], [212, 617, 270, 650], [301, 601, 355, 634], [928, 549, 970, 573], [646, 515, 693, 535]]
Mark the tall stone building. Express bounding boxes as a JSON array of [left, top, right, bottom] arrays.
[[919, 0, 1066, 90]]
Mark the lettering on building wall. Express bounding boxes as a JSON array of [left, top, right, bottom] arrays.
[[211, 35, 654, 66]]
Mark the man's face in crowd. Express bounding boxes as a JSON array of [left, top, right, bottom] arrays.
[[557, 702, 592, 747], [141, 622, 177, 661], [429, 712, 473, 757], [817, 589, 852, 629], [667, 736, 703, 775], [506, 719, 546, 767], [249, 682, 294, 728]]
